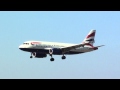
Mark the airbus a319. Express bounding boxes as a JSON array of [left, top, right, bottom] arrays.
[[19, 30, 104, 61]]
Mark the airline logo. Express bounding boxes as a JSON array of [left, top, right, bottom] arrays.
[[87, 32, 95, 38], [31, 42, 41, 45], [86, 39, 94, 41]]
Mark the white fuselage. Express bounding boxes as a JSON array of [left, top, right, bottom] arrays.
[[18, 30, 103, 61], [19, 40, 94, 55]]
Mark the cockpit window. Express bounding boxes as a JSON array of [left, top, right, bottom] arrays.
[[23, 43, 29, 45]]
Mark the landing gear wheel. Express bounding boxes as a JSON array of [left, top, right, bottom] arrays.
[[62, 56, 66, 59], [50, 58, 54, 61], [30, 56, 33, 58]]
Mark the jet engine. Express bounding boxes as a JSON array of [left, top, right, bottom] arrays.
[[32, 52, 47, 58]]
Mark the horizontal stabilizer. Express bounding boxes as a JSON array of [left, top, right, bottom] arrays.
[[95, 45, 105, 48]]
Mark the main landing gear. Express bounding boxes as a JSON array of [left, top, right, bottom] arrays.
[[61, 55, 66, 59], [49, 54, 66, 62], [49, 54, 54, 61], [30, 52, 66, 61]]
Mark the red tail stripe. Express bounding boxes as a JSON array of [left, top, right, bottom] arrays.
[[87, 32, 95, 38]]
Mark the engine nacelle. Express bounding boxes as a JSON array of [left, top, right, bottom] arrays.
[[49, 48, 62, 54], [32, 52, 47, 58]]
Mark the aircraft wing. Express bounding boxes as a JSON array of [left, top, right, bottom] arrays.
[[60, 43, 88, 53]]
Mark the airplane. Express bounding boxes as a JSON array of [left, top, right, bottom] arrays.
[[19, 30, 104, 61]]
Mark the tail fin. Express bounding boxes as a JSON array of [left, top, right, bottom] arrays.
[[82, 30, 96, 46]]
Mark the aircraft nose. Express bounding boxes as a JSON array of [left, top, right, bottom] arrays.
[[19, 45, 23, 50]]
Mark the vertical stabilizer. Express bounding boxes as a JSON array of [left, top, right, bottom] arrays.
[[82, 30, 96, 46]]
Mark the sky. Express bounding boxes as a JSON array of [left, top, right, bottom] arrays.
[[0, 11, 120, 79]]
